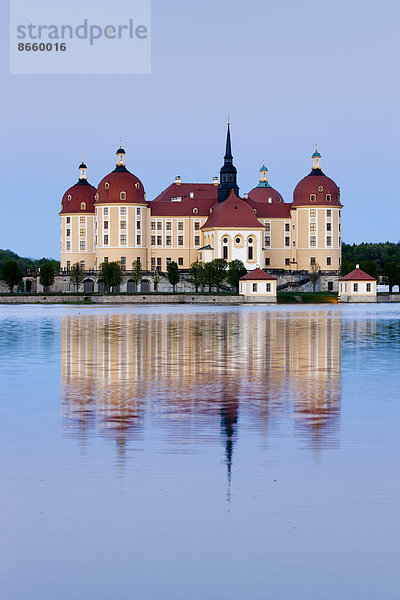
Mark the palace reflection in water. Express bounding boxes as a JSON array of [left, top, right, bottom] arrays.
[[61, 309, 343, 475]]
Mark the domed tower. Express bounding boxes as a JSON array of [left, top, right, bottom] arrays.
[[94, 147, 149, 271], [60, 160, 97, 271], [292, 148, 342, 272], [247, 162, 284, 204]]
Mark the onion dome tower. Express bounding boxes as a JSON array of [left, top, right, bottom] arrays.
[[292, 147, 341, 207], [60, 160, 97, 271], [95, 146, 149, 271], [247, 162, 284, 204], [218, 123, 240, 203]]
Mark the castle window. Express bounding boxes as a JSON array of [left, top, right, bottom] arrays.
[[104, 208, 109, 216], [327, 257, 332, 266], [80, 229, 85, 237], [95, 193, 99, 201], [120, 221, 126, 230], [80, 261, 85, 270], [166, 222, 171, 230], [136, 208, 140, 215], [310, 223, 316, 231], [68, 194, 72, 201], [278, 198, 282, 203], [265, 258, 270, 266], [104, 221, 108, 229], [105, 182, 110, 189], [121, 257, 126, 268], [193, 208, 199, 214], [354, 283, 358, 292], [248, 238, 253, 244], [151, 236, 155, 246], [367, 283, 371, 292], [104, 257, 108, 263], [178, 236, 183, 246], [318, 186, 324, 192], [81, 202, 86, 210], [223, 245, 228, 260], [104, 235, 109, 245], [326, 236, 332, 246], [265, 223, 270, 232], [326, 194, 332, 202], [285, 237, 290, 247], [166, 236, 171, 246], [223, 237, 228, 244], [285, 258, 290, 266], [310, 209, 316, 217], [248, 247, 253, 261], [178, 258, 183, 266], [120, 192, 126, 200], [327, 210, 332, 217], [80, 217, 85, 223], [265, 236, 270, 247], [310, 194, 316, 202], [327, 223, 331, 231], [266, 283, 271, 292], [166, 258, 171, 265], [178, 222, 184, 230], [285, 223, 290, 232], [120, 235, 127, 245], [121, 207, 127, 215], [151, 258, 156, 269], [151, 221, 156, 230], [137, 235, 141, 245], [67, 229, 70, 237], [195, 236, 200, 246], [66, 242, 71, 250], [157, 222, 162, 231], [135, 183, 140, 189], [310, 236, 316, 247], [311, 257, 316, 265], [67, 217, 70, 224], [67, 261, 70, 270], [253, 283, 257, 292], [195, 222, 200, 230], [137, 221, 141, 229], [80, 241, 85, 250], [235, 237, 241, 244], [157, 236, 162, 245]]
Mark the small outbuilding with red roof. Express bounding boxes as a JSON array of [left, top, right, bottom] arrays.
[[338, 265, 377, 303], [239, 268, 277, 303]]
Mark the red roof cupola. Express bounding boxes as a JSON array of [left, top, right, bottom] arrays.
[[60, 160, 96, 214], [96, 146, 146, 205], [292, 148, 342, 207]]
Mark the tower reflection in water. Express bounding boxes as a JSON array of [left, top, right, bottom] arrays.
[[61, 310, 342, 467]]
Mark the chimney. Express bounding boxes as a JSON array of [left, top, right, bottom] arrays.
[[356, 264, 360, 269], [213, 177, 219, 187], [175, 176, 181, 185]]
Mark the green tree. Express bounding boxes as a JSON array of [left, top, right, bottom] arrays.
[[210, 258, 227, 293], [100, 261, 123, 293], [70, 262, 85, 292], [341, 261, 355, 276], [153, 272, 161, 291], [226, 259, 247, 292], [360, 260, 378, 280], [383, 262, 399, 294], [189, 261, 204, 293], [39, 262, 56, 292], [131, 260, 143, 290], [203, 262, 214, 293], [167, 261, 180, 293], [1, 260, 23, 292]]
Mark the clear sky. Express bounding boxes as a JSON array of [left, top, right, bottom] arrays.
[[1, 0, 399, 258]]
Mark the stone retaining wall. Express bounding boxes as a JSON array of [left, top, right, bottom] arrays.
[[0, 294, 244, 305]]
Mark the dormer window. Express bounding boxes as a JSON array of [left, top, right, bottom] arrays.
[[135, 183, 140, 190], [105, 182, 110, 189], [318, 186, 324, 192], [326, 194, 332, 202], [95, 193, 99, 201], [120, 191, 126, 200], [81, 202, 86, 210], [310, 194, 316, 202], [68, 194, 72, 201], [193, 208, 199, 214], [268, 197, 272, 204]]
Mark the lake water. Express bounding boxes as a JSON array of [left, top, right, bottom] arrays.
[[0, 304, 399, 600]]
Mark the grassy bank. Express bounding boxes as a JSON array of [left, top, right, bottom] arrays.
[[278, 292, 338, 304]]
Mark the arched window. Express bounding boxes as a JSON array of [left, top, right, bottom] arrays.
[[310, 194, 316, 202], [68, 194, 72, 201], [248, 237, 254, 261], [120, 191, 126, 200], [326, 194, 332, 202], [105, 182, 110, 189], [81, 202, 86, 210]]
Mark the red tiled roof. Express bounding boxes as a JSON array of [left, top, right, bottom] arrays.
[[247, 185, 284, 204], [152, 182, 218, 202], [240, 268, 277, 281], [202, 190, 263, 229], [339, 268, 376, 281], [60, 182, 97, 214], [245, 197, 292, 218], [292, 172, 342, 207], [149, 182, 218, 217], [96, 170, 147, 204]]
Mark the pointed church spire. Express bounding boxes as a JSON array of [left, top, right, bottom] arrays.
[[218, 122, 240, 202]]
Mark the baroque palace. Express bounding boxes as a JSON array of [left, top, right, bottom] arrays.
[[60, 125, 343, 281]]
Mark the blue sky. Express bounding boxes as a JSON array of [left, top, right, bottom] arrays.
[[1, 0, 399, 258]]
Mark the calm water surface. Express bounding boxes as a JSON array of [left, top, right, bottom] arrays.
[[0, 304, 399, 600]]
